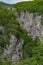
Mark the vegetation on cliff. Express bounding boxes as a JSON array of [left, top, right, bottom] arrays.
[[0, 0, 43, 65], [13, 0, 43, 14]]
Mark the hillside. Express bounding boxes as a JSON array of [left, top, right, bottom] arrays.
[[13, 0, 43, 14], [0, 0, 43, 65]]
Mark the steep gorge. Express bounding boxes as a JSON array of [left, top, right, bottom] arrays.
[[0, 0, 43, 64]]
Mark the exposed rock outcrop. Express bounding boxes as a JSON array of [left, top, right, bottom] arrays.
[[17, 11, 43, 40], [3, 34, 23, 62], [2, 5, 16, 11], [0, 5, 43, 62]]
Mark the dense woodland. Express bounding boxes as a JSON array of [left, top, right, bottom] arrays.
[[0, 0, 43, 65]]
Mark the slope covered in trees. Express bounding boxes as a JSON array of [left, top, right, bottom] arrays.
[[13, 0, 43, 14], [0, 0, 43, 65]]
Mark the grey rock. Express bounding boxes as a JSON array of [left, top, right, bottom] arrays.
[[17, 11, 43, 40]]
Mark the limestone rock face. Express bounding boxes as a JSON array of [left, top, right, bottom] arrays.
[[12, 40, 23, 62], [3, 35, 17, 55], [0, 10, 43, 63], [17, 11, 43, 40], [3, 34, 23, 62], [2, 5, 16, 11]]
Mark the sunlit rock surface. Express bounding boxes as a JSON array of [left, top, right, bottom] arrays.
[[17, 11, 43, 40], [3, 34, 23, 62], [0, 9, 43, 62]]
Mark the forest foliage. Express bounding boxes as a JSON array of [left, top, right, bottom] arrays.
[[0, 0, 43, 65]]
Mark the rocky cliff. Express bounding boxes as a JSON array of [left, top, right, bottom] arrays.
[[17, 11, 43, 40], [0, 1, 43, 64]]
